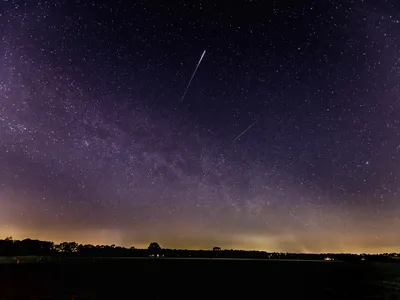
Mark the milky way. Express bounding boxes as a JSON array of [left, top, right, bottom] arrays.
[[0, 0, 399, 253]]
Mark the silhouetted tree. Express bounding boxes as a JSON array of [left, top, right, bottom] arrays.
[[211, 246, 221, 258], [148, 242, 161, 256], [0, 237, 14, 255], [56, 242, 79, 253], [15, 239, 54, 255]]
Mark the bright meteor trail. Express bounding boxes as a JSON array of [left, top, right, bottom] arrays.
[[180, 50, 206, 103]]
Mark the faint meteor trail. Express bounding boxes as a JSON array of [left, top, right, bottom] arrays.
[[214, 119, 259, 168], [232, 120, 259, 143], [180, 50, 206, 102]]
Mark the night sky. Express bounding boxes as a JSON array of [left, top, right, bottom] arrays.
[[1, 0, 399, 253]]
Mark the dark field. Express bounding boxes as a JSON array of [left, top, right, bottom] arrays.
[[0, 258, 399, 299]]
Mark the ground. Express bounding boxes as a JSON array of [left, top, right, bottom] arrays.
[[0, 257, 399, 299]]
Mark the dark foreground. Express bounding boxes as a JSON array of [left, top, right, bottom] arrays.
[[0, 258, 399, 299]]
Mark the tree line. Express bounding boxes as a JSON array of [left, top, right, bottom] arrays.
[[0, 237, 399, 262]]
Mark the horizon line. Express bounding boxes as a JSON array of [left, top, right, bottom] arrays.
[[1, 236, 398, 256]]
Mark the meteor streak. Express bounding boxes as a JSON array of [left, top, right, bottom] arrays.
[[180, 50, 206, 103], [232, 120, 259, 143]]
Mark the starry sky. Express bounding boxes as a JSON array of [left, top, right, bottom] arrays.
[[0, 0, 399, 253]]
